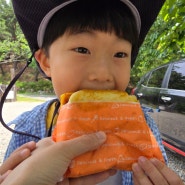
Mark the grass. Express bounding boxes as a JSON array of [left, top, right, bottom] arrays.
[[16, 94, 45, 102]]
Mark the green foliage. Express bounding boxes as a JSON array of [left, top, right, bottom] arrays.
[[0, 35, 30, 61], [131, 0, 185, 85], [16, 80, 54, 94], [0, 0, 31, 64], [158, 0, 185, 59], [0, 0, 12, 40]]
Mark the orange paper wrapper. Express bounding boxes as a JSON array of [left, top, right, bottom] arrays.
[[52, 96, 164, 178]]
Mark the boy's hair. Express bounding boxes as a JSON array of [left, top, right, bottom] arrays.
[[42, 0, 138, 59]]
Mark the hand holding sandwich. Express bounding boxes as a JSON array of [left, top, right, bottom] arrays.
[[0, 141, 36, 183], [132, 156, 184, 185], [0, 132, 183, 185], [1, 132, 116, 185]]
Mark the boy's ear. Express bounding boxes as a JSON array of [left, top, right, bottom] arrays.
[[34, 49, 51, 77]]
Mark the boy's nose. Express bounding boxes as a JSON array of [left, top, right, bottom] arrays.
[[88, 60, 113, 83]]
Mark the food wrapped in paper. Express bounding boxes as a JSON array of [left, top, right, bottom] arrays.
[[52, 90, 164, 177]]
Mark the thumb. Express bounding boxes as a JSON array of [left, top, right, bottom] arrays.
[[55, 131, 107, 159]]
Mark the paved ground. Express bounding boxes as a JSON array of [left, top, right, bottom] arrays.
[[0, 101, 43, 164], [0, 95, 55, 164], [0, 95, 55, 165]]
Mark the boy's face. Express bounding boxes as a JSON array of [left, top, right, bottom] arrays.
[[35, 31, 131, 97]]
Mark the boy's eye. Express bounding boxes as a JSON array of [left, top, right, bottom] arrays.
[[114, 52, 127, 58], [74, 47, 90, 54]]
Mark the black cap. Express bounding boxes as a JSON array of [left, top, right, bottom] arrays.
[[12, 0, 165, 64]]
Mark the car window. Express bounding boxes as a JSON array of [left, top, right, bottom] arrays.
[[168, 62, 185, 90], [138, 73, 150, 86], [147, 66, 168, 88]]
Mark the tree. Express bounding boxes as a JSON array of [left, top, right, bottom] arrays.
[[0, 0, 11, 41], [131, 0, 185, 85], [0, 0, 39, 84], [0, 0, 30, 61]]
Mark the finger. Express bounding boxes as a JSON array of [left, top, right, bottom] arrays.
[[69, 169, 117, 185], [133, 173, 140, 185], [150, 158, 184, 185], [137, 156, 168, 185], [13, 141, 36, 153], [132, 163, 153, 185], [0, 170, 11, 184], [0, 149, 31, 174], [56, 131, 107, 160], [0, 141, 36, 174], [36, 137, 54, 148]]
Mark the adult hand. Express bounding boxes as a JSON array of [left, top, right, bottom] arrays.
[[0, 141, 36, 183], [132, 156, 184, 185], [2, 131, 116, 185]]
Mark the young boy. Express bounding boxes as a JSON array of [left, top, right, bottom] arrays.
[[3, 0, 183, 184]]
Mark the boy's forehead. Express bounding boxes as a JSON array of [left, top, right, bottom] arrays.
[[64, 29, 132, 43]]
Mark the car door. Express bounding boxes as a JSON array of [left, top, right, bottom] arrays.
[[137, 65, 169, 109], [135, 65, 169, 125], [158, 61, 185, 152]]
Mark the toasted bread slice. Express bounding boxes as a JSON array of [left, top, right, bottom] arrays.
[[62, 90, 138, 103]]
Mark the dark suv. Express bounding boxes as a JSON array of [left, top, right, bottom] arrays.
[[133, 59, 185, 157]]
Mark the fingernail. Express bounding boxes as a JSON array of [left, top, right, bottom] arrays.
[[132, 163, 140, 172], [20, 149, 29, 156], [150, 158, 157, 163], [138, 156, 147, 163], [96, 131, 106, 141], [27, 141, 36, 146]]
